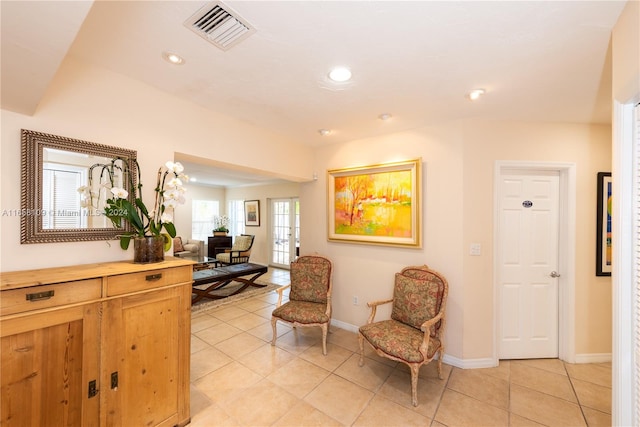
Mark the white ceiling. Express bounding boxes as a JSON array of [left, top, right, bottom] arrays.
[[1, 0, 627, 186]]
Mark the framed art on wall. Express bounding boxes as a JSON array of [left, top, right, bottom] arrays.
[[327, 158, 422, 247], [596, 172, 612, 276], [244, 200, 260, 226]]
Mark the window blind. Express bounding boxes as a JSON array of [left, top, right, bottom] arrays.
[[227, 200, 245, 237], [42, 167, 83, 229], [191, 200, 219, 241]]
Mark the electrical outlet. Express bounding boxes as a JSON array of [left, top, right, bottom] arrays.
[[470, 243, 481, 256], [353, 296, 358, 305]]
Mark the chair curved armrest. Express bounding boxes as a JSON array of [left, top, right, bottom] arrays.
[[325, 288, 333, 316], [274, 284, 291, 307], [365, 298, 393, 324], [419, 311, 444, 332], [417, 311, 444, 358]]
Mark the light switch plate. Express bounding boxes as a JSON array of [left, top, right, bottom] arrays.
[[470, 243, 481, 256]]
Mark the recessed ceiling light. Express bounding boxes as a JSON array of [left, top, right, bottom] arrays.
[[318, 129, 332, 136], [467, 88, 485, 101], [162, 51, 185, 65], [328, 67, 352, 82], [190, 177, 197, 182], [378, 113, 392, 121]]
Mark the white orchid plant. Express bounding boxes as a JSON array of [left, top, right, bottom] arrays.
[[213, 214, 230, 232], [78, 158, 188, 250]]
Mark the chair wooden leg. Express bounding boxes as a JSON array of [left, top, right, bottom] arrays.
[[410, 364, 420, 407], [321, 324, 328, 356], [437, 348, 444, 379], [270, 317, 278, 347], [358, 333, 365, 367]]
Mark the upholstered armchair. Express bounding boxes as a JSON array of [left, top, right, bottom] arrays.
[[271, 255, 333, 355], [215, 234, 254, 265], [358, 265, 448, 407]]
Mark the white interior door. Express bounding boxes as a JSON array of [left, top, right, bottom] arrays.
[[270, 198, 299, 268], [498, 170, 560, 359]]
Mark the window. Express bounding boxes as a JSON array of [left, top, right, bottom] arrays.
[[42, 163, 86, 229], [192, 200, 219, 241], [227, 200, 245, 236]]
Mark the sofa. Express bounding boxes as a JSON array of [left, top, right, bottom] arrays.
[[173, 237, 204, 258]]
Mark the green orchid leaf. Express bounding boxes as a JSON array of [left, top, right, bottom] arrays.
[[149, 220, 159, 236], [121, 199, 144, 231], [164, 222, 176, 238], [135, 198, 149, 216], [120, 235, 132, 250]]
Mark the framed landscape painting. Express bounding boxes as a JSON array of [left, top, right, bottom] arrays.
[[596, 172, 612, 276], [327, 158, 421, 247]]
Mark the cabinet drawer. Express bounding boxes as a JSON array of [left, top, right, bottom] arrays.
[[106, 266, 192, 296], [1, 279, 102, 316]]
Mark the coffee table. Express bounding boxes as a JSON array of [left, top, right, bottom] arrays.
[[191, 262, 268, 304], [178, 255, 219, 270]]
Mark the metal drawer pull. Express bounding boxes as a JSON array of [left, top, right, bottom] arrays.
[[145, 273, 163, 281], [26, 290, 55, 301]]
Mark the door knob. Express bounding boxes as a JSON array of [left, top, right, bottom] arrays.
[[550, 271, 561, 278]]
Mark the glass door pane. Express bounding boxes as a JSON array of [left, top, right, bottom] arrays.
[[270, 198, 299, 268]]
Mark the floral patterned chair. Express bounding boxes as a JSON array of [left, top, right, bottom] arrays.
[[271, 255, 333, 355], [358, 265, 448, 407]]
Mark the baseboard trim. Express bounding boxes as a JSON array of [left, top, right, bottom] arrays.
[[442, 354, 497, 369], [332, 319, 496, 369], [331, 319, 358, 333], [574, 353, 612, 363], [330, 319, 609, 367]]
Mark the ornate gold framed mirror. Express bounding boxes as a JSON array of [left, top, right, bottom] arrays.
[[20, 129, 137, 244]]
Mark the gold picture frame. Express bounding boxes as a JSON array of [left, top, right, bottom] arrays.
[[327, 158, 421, 247]]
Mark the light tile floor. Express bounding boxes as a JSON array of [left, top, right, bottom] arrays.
[[189, 268, 612, 426]]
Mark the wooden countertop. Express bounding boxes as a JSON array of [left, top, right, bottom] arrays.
[[1, 257, 195, 291]]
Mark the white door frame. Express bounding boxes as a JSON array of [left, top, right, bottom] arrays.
[[268, 197, 299, 268], [493, 161, 576, 364]]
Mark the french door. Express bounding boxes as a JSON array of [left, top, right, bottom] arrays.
[[270, 198, 299, 268]]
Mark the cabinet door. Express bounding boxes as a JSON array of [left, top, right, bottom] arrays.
[[102, 284, 190, 427], [1, 304, 101, 426], [208, 236, 232, 257]]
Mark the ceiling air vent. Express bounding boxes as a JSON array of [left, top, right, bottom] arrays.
[[184, 1, 255, 51]]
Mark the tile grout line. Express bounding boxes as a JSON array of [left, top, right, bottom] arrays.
[[429, 362, 454, 426], [563, 360, 590, 426]]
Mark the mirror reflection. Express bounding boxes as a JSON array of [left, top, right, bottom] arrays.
[[42, 148, 119, 229]]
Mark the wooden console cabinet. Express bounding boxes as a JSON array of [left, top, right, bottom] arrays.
[[0, 257, 193, 427], [207, 235, 232, 258]]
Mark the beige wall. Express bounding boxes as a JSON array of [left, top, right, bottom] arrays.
[[461, 120, 612, 359], [0, 57, 313, 271], [0, 48, 615, 363], [225, 182, 301, 265], [612, 0, 640, 103], [173, 182, 226, 241], [298, 119, 611, 362]]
